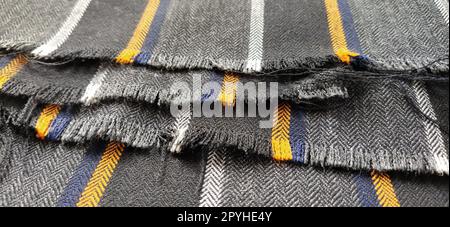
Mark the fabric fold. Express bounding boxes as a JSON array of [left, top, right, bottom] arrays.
[[1, 76, 448, 174]]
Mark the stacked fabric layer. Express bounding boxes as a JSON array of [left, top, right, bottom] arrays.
[[0, 0, 448, 207]]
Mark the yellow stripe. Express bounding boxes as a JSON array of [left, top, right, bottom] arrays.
[[0, 55, 27, 88], [370, 170, 400, 207], [218, 72, 239, 107], [77, 142, 125, 207], [35, 104, 62, 140], [115, 0, 161, 64], [271, 102, 293, 161], [324, 0, 359, 64]]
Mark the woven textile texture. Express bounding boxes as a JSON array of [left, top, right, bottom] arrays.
[[0, 67, 448, 174], [0, 54, 350, 105], [0, 0, 449, 207], [0, 124, 448, 207], [0, 0, 448, 73]]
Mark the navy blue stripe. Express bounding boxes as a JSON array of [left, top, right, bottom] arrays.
[[290, 105, 306, 163], [0, 55, 14, 68], [47, 106, 73, 141], [57, 142, 106, 207], [134, 0, 171, 64], [354, 172, 380, 207], [338, 0, 363, 54], [201, 71, 223, 102]]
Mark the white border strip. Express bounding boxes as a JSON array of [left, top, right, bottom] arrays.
[[245, 0, 265, 73], [199, 150, 226, 207], [32, 0, 92, 57], [79, 65, 108, 105]]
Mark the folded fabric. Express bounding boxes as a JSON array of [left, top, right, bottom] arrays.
[[1, 0, 449, 208], [0, 123, 448, 207], [1, 76, 448, 174], [0, 54, 349, 105], [0, 0, 448, 73]]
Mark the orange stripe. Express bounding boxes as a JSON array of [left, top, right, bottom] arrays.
[[0, 55, 27, 88], [35, 104, 62, 140], [218, 72, 239, 107], [324, 0, 359, 63], [271, 102, 293, 161], [370, 170, 400, 207], [76, 142, 125, 207], [115, 0, 161, 64]]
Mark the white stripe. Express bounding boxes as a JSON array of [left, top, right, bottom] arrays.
[[413, 81, 449, 175], [245, 0, 265, 73], [199, 150, 226, 207], [32, 0, 92, 57], [169, 108, 192, 153], [79, 65, 108, 105], [433, 0, 449, 25]]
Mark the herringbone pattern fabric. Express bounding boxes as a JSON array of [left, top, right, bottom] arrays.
[[0, 77, 447, 174], [0, 0, 447, 73], [0, 0, 449, 207], [0, 55, 350, 105], [199, 149, 449, 207], [0, 126, 448, 207]]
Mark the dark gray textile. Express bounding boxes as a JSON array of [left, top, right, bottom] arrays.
[[0, 55, 349, 105], [0, 0, 448, 73], [199, 149, 449, 207], [347, 0, 449, 68], [0, 123, 86, 206], [99, 148, 205, 207], [0, 54, 448, 174], [0, 0, 77, 51], [0, 77, 448, 174], [0, 123, 448, 207]]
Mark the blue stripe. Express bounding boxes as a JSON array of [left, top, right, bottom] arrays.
[[354, 172, 380, 207], [290, 105, 306, 163], [57, 142, 106, 207], [47, 106, 73, 141], [0, 55, 14, 68], [338, 0, 363, 54], [134, 0, 171, 64], [201, 71, 223, 102]]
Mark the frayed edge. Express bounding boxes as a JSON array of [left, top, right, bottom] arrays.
[[169, 125, 188, 153], [279, 85, 348, 103], [61, 115, 162, 149], [367, 56, 449, 75], [2, 78, 84, 104], [433, 154, 449, 175], [302, 140, 448, 175], [89, 83, 193, 107], [168, 108, 192, 153], [0, 41, 38, 54], [2, 41, 448, 75], [180, 125, 271, 157], [178, 125, 447, 175], [149, 53, 342, 73], [244, 59, 262, 73]]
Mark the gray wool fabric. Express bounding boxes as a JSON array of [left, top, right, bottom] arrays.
[[0, 55, 350, 105], [0, 0, 448, 73], [0, 0, 449, 207], [0, 124, 448, 207], [0, 77, 448, 174], [199, 149, 449, 207]]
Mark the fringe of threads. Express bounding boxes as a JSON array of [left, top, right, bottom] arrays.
[[2, 42, 446, 75], [61, 115, 162, 149], [178, 124, 445, 175], [2, 77, 84, 105]]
